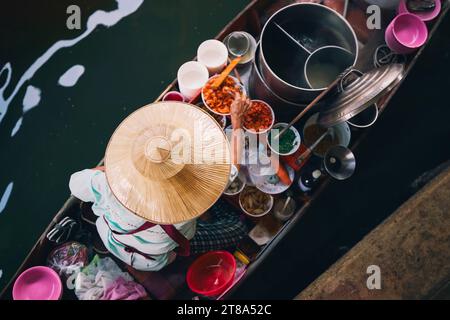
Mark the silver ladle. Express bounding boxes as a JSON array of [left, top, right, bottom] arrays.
[[273, 22, 355, 90]]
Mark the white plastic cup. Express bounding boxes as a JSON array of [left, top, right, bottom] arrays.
[[177, 61, 209, 101], [197, 39, 228, 75]]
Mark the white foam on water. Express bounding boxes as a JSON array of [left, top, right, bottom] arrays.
[[0, 182, 13, 214], [0, 269, 3, 279], [22, 85, 41, 112], [58, 65, 85, 87], [0, 0, 143, 126], [0, 0, 143, 215], [11, 117, 23, 137]]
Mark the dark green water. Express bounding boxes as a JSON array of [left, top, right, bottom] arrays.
[[0, 0, 249, 290]]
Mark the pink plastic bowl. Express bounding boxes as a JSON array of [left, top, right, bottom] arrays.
[[186, 251, 236, 297], [385, 13, 428, 54], [399, 0, 441, 22], [162, 91, 185, 102], [13, 266, 63, 300]]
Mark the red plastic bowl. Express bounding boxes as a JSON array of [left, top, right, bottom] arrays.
[[186, 251, 236, 297], [13, 266, 63, 300]]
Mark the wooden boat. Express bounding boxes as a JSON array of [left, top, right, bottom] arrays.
[[1, 0, 449, 300]]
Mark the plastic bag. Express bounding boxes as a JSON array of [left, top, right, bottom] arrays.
[[47, 241, 88, 278]]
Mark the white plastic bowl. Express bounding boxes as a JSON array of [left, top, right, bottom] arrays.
[[239, 187, 274, 218], [267, 122, 301, 156]]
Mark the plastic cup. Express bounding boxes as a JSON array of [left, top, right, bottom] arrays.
[[197, 39, 228, 74], [273, 197, 296, 222], [385, 13, 428, 54], [177, 61, 209, 101]]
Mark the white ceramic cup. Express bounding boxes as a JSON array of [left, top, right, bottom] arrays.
[[177, 61, 209, 101], [197, 39, 228, 74]]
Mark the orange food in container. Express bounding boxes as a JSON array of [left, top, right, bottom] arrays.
[[202, 75, 245, 116], [243, 100, 275, 134]]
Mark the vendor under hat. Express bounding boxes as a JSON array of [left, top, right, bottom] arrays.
[[69, 98, 248, 271]]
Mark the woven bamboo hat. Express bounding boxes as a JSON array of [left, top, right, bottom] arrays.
[[105, 101, 231, 225]]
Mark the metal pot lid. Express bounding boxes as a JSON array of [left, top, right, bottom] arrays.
[[317, 64, 405, 127]]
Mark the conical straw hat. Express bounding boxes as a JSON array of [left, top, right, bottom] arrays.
[[105, 101, 231, 225]]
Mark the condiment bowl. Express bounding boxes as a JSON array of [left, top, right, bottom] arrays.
[[243, 100, 275, 135], [239, 186, 274, 218], [224, 170, 247, 196], [267, 122, 301, 156], [201, 75, 246, 116]]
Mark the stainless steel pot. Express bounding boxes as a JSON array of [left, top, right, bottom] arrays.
[[249, 43, 307, 116], [259, 3, 359, 103]]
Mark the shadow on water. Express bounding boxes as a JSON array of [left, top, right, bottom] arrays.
[[0, 0, 249, 290]]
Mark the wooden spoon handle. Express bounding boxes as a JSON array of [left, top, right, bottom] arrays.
[[297, 130, 330, 163], [212, 56, 243, 88]]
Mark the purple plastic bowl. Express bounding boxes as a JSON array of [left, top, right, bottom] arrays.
[[385, 13, 428, 54], [13, 266, 63, 300], [398, 0, 441, 22]]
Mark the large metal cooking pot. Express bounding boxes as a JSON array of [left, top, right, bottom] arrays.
[[249, 43, 307, 115], [259, 3, 358, 103]]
